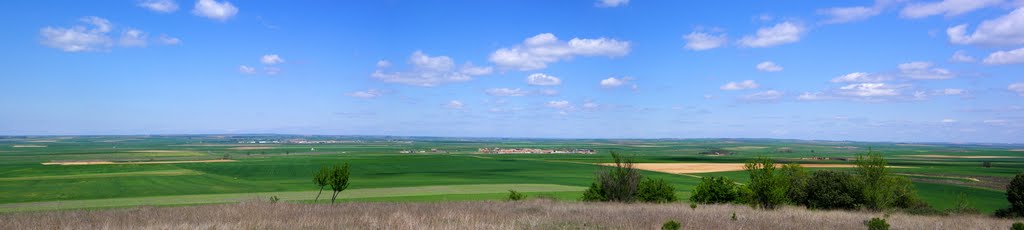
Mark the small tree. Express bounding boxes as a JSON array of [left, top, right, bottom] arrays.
[[585, 152, 643, 202], [690, 176, 740, 204], [1008, 172, 1024, 217], [636, 177, 677, 203], [328, 163, 351, 203], [746, 157, 788, 209], [313, 166, 330, 202], [805, 170, 862, 210], [581, 182, 605, 201], [780, 163, 809, 205], [858, 149, 894, 211], [507, 190, 526, 201]]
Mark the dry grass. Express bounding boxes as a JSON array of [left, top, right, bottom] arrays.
[[0, 200, 1016, 230], [609, 163, 913, 174]]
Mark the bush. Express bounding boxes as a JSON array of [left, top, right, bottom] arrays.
[[269, 195, 279, 203], [865, 217, 890, 230], [1008, 173, 1024, 217], [661, 220, 681, 230], [583, 152, 643, 202], [1012, 222, 1024, 230], [746, 157, 788, 209], [507, 190, 526, 201], [690, 176, 740, 204], [690, 203, 697, 209], [581, 182, 605, 202], [805, 170, 862, 210], [637, 177, 677, 203], [780, 163, 809, 205], [946, 192, 979, 215]]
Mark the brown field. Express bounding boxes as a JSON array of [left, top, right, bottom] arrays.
[[1010, 149, 1024, 152], [41, 159, 236, 166], [128, 150, 191, 153], [229, 146, 276, 150], [11, 145, 46, 148], [900, 154, 1020, 159], [0, 200, 1012, 230], [608, 163, 912, 174]]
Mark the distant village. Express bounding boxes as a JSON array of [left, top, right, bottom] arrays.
[[477, 147, 596, 154]]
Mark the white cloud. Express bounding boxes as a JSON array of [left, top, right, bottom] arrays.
[[742, 90, 785, 101], [445, 100, 465, 109], [526, 73, 562, 86], [683, 31, 728, 51], [950, 50, 975, 62], [898, 62, 954, 80], [39, 16, 114, 52], [595, 0, 629, 8], [938, 88, 967, 95], [738, 22, 805, 48], [346, 89, 384, 99], [158, 34, 181, 45], [720, 80, 760, 90], [583, 101, 599, 109], [982, 47, 1024, 65], [901, 0, 1002, 18], [1011, 83, 1024, 96], [545, 100, 572, 109], [489, 33, 631, 70], [756, 61, 784, 72], [372, 51, 493, 87], [830, 72, 887, 83], [193, 0, 238, 21], [138, 0, 179, 13], [947, 7, 1024, 46], [118, 29, 148, 47], [600, 77, 633, 88], [486, 88, 527, 97], [238, 65, 256, 74], [819, 6, 881, 24], [837, 83, 902, 97], [261, 54, 284, 65], [941, 118, 957, 123], [797, 92, 831, 100]]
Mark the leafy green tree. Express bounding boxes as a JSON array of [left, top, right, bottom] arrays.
[[689, 176, 740, 204], [636, 177, 677, 203], [746, 157, 788, 209], [805, 170, 862, 210], [312, 166, 330, 202], [581, 182, 605, 201], [585, 152, 643, 202], [1008, 173, 1024, 217], [857, 149, 893, 210], [780, 163, 809, 205], [328, 163, 351, 204]]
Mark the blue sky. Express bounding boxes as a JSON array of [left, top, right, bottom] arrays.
[[2, 0, 1024, 143]]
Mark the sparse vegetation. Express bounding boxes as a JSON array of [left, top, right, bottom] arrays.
[[661, 220, 681, 230], [507, 190, 526, 201], [946, 192, 979, 214], [865, 217, 889, 230]]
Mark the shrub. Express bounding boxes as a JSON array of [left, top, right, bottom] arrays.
[[661, 220, 681, 230], [780, 163, 809, 205], [995, 207, 1018, 218], [581, 182, 606, 202], [1009, 173, 1024, 217], [507, 190, 526, 201], [731, 212, 737, 221], [982, 161, 992, 168], [746, 157, 788, 209], [946, 192, 979, 215], [689, 176, 739, 204], [1012, 222, 1024, 230], [865, 217, 890, 230], [636, 177, 677, 203], [805, 170, 862, 210], [269, 195, 279, 203], [690, 203, 697, 210], [583, 152, 643, 202]]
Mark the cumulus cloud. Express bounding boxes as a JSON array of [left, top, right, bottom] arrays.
[[489, 33, 631, 70], [819, 6, 881, 24], [158, 34, 181, 45], [1011, 83, 1024, 96], [261, 54, 284, 65], [742, 90, 785, 101], [486, 88, 528, 97], [545, 100, 572, 109], [982, 47, 1024, 64], [756, 61, 783, 72], [898, 61, 954, 80], [346, 89, 384, 99], [950, 50, 975, 62], [138, 0, 179, 13], [372, 51, 492, 87], [837, 83, 902, 97], [600, 76, 634, 88], [683, 31, 728, 50], [595, 0, 629, 7], [738, 22, 805, 48], [901, 0, 1002, 18], [445, 100, 464, 109], [193, 0, 238, 21], [39, 16, 114, 52], [526, 73, 561, 86], [119, 29, 148, 47], [720, 80, 760, 90], [947, 7, 1024, 46], [830, 72, 888, 83], [238, 65, 256, 74]]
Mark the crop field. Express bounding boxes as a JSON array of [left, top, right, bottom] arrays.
[[0, 135, 1021, 214]]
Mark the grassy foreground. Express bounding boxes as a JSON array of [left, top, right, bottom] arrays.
[[1, 199, 1017, 230]]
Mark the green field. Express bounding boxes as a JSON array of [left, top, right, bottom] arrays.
[[0, 135, 1020, 214]]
